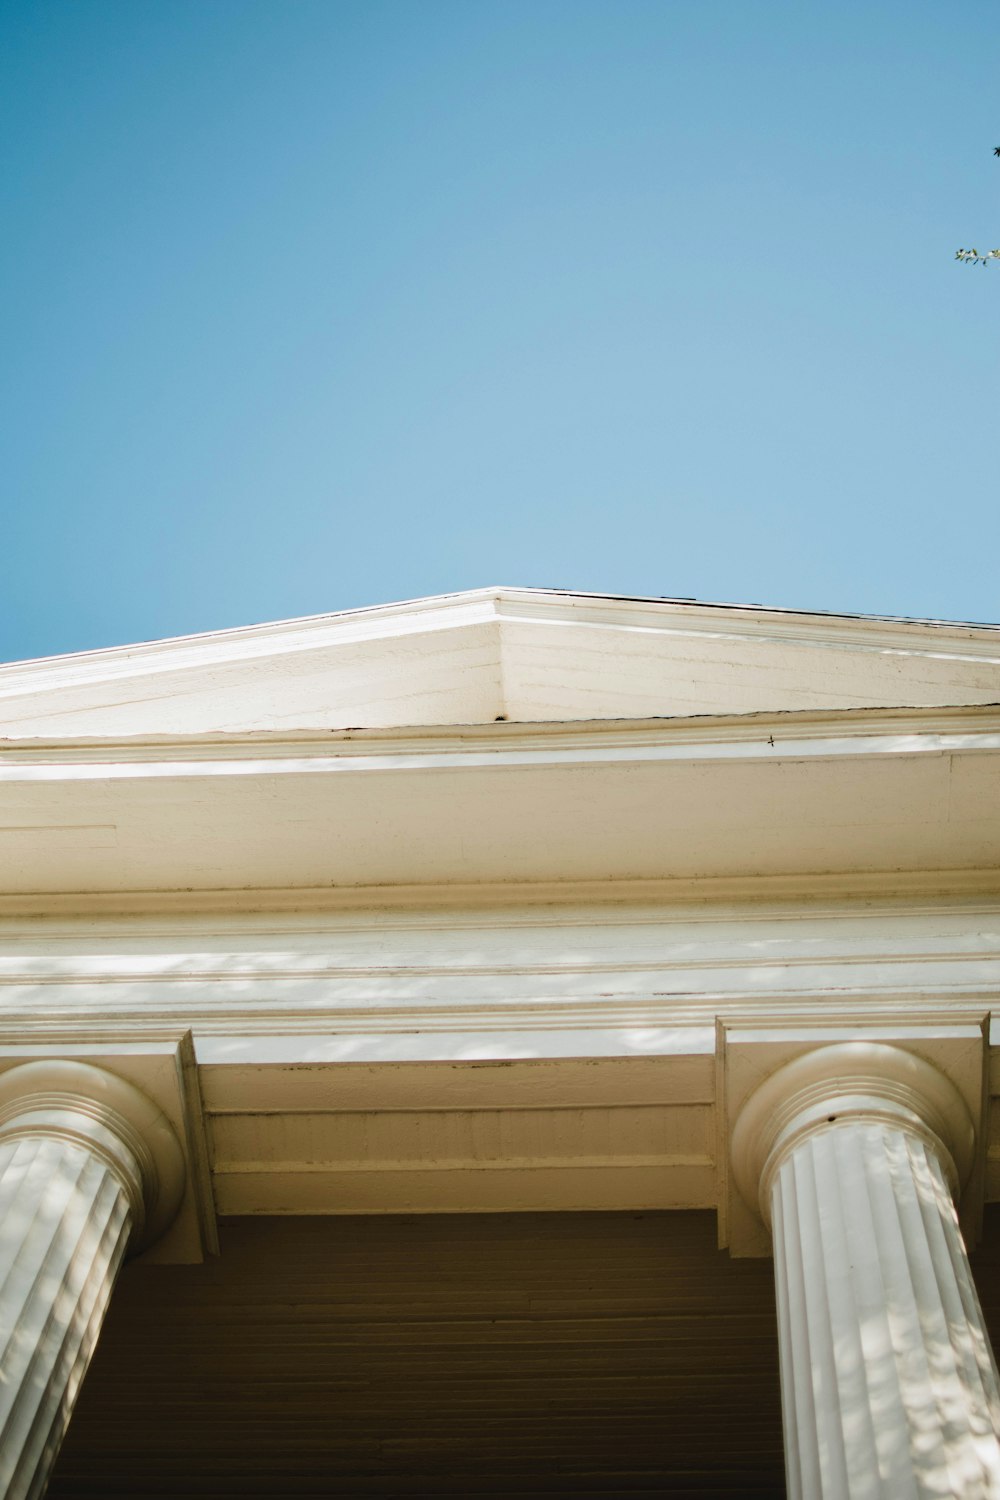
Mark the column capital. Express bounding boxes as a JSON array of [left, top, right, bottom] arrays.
[[0, 1059, 185, 1251], [717, 1015, 989, 1256], [0, 1032, 216, 1261], [731, 1041, 975, 1231]]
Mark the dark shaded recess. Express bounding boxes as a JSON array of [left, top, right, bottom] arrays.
[[50, 1207, 807, 1496]]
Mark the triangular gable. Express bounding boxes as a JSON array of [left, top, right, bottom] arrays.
[[1, 587, 998, 737]]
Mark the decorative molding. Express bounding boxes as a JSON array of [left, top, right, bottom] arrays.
[[0, 867, 997, 917], [730, 1042, 976, 1228], [0, 1059, 184, 1250], [5, 946, 1000, 983], [0, 1036, 216, 1263], [717, 1016, 990, 1257], [0, 993, 996, 1046], [4, 700, 1000, 763]]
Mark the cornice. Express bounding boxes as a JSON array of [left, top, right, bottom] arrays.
[[2, 702, 998, 898], [3, 701, 1000, 772]]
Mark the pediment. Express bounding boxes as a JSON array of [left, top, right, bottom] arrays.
[[1, 587, 998, 737]]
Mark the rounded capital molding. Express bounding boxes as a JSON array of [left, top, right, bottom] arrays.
[[0, 1060, 186, 1250], [730, 1041, 976, 1227]]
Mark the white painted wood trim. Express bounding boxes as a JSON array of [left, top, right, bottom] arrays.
[[773, 1125, 1000, 1499], [0, 1134, 133, 1500], [2, 585, 997, 695], [0, 1062, 185, 1499], [4, 701, 1000, 763], [733, 1044, 1000, 1498]]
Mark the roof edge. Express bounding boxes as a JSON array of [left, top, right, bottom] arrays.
[[3, 586, 1000, 695]]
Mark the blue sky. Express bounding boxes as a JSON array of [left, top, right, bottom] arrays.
[[2, 0, 998, 662]]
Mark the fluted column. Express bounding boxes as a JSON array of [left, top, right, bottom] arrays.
[[731, 1043, 1000, 1500], [0, 1061, 185, 1500]]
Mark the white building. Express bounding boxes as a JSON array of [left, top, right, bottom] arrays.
[[1, 587, 1000, 1497]]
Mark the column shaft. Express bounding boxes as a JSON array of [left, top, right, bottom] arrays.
[[0, 1134, 134, 1500], [771, 1120, 1000, 1500]]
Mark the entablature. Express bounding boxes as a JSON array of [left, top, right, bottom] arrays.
[[2, 703, 1000, 892]]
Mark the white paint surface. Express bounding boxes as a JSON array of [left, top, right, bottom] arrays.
[[2, 588, 998, 736], [773, 1126, 1000, 1498], [0, 1136, 132, 1500]]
